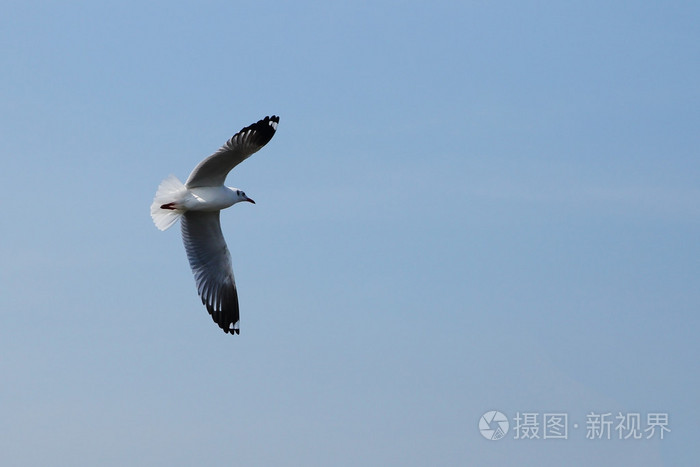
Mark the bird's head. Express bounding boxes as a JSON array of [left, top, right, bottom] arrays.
[[232, 188, 255, 204]]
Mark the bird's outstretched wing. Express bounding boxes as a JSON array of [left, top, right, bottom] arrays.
[[181, 211, 240, 334], [185, 115, 279, 188]]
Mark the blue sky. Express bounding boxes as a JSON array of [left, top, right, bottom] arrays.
[[1, 1, 698, 465]]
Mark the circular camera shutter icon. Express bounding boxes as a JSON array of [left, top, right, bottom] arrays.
[[479, 411, 509, 440]]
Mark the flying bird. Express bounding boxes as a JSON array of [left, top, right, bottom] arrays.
[[150, 115, 280, 334]]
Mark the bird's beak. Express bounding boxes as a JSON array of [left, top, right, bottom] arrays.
[[245, 196, 255, 204]]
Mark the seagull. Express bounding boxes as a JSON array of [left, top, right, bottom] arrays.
[[150, 116, 279, 334]]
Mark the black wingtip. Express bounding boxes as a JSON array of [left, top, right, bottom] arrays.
[[200, 288, 240, 336], [218, 320, 240, 335], [243, 115, 279, 147]]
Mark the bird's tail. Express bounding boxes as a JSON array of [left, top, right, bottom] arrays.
[[150, 174, 187, 231]]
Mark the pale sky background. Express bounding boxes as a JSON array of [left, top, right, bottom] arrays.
[[1, 1, 698, 466]]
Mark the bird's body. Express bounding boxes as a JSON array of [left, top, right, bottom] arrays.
[[150, 115, 279, 334], [162, 185, 246, 212]]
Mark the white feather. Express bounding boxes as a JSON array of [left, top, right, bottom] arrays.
[[150, 174, 186, 231]]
